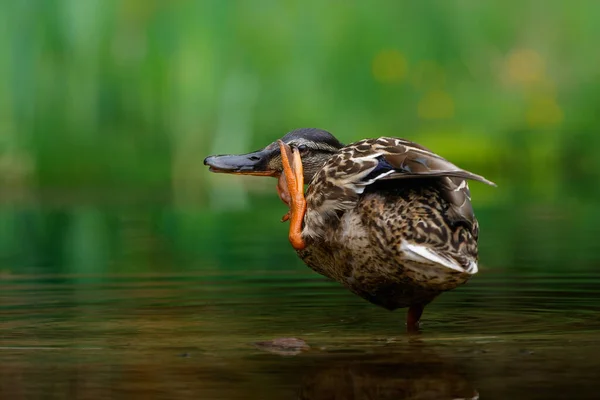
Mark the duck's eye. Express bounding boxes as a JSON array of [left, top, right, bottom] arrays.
[[297, 144, 308, 153]]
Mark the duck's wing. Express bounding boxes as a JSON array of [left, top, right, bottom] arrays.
[[303, 137, 495, 239]]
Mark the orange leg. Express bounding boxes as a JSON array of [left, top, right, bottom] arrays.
[[276, 174, 291, 222], [278, 140, 306, 251]]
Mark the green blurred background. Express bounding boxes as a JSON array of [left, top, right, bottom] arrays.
[[1, 0, 599, 276]]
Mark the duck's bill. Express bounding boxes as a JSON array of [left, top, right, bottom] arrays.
[[203, 149, 278, 176]]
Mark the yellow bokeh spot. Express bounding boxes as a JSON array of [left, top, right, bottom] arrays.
[[530, 78, 557, 98], [505, 49, 545, 85], [526, 96, 563, 128], [372, 50, 408, 84], [411, 61, 446, 90], [120, 0, 157, 22], [418, 90, 455, 120]]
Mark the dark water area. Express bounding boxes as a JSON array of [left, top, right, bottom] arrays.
[[2, 270, 600, 399]]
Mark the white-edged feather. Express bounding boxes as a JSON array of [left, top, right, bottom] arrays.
[[358, 169, 395, 187], [400, 240, 478, 274]]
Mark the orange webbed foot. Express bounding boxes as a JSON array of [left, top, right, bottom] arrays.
[[278, 140, 307, 250]]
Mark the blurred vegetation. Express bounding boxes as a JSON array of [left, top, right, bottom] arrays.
[[1, 0, 599, 275]]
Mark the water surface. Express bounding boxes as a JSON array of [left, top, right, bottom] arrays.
[[2, 270, 600, 399]]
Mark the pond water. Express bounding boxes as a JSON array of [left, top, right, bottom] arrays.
[[2, 270, 600, 399]]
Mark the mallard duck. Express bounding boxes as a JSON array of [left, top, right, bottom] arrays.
[[204, 128, 495, 330]]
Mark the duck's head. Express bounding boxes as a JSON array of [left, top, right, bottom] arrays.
[[203, 128, 344, 182]]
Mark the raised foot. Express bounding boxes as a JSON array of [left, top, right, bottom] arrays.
[[276, 172, 291, 222], [278, 140, 307, 250]]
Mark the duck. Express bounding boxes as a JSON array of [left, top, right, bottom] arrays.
[[204, 128, 495, 330]]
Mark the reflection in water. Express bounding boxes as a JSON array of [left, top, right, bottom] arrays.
[[297, 347, 477, 400], [0, 343, 479, 399]]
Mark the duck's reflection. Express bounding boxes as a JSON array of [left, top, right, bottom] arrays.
[[294, 345, 478, 400]]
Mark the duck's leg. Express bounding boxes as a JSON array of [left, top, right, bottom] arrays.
[[407, 304, 424, 332], [276, 174, 291, 222], [277, 140, 306, 251]]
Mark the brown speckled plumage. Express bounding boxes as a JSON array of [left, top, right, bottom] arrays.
[[297, 136, 495, 311], [299, 182, 474, 310]]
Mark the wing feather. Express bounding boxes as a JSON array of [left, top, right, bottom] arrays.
[[303, 137, 495, 239]]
